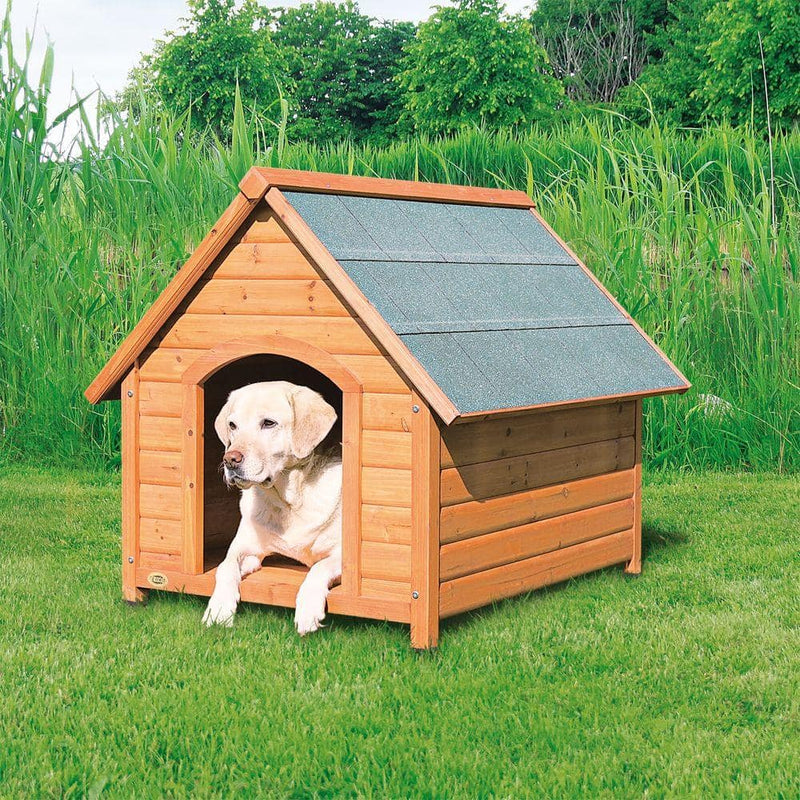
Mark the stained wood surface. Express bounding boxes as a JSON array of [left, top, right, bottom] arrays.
[[247, 166, 533, 208], [410, 397, 440, 649], [360, 577, 411, 601], [362, 467, 413, 507], [441, 402, 634, 468], [122, 369, 144, 602], [139, 483, 181, 521], [625, 399, 643, 574], [439, 529, 633, 617], [211, 243, 318, 280], [134, 564, 410, 623], [361, 504, 412, 545], [440, 498, 634, 580], [361, 430, 412, 469], [361, 542, 412, 582], [139, 381, 182, 417], [139, 415, 182, 451], [362, 393, 413, 432], [440, 437, 635, 506], [341, 390, 362, 596], [440, 469, 634, 544], [139, 517, 182, 554]]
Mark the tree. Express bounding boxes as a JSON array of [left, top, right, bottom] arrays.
[[531, 0, 666, 103], [274, 2, 414, 144], [397, 0, 563, 135], [123, 0, 287, 135], [697, 0, 800, 128]]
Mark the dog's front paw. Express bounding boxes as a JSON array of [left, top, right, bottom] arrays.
[[203, 591, 238, 627], [294, 587, 327, 636]]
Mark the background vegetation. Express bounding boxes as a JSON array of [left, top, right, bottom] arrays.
[[0, 2, 797, 473]]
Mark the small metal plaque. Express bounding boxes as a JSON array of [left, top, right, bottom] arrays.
[[147, 572, 168, 588]]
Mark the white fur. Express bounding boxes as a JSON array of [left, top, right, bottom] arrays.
[[202, 381, 341, 635]]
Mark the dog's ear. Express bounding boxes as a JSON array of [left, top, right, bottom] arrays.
[[289, 386, 337, 459], [214, 394, 234, 445]]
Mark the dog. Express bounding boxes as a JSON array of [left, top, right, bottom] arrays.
[[202, 381, 342, 635]]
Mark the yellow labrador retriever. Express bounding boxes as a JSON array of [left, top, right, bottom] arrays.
[[202, 381, 341, 635]]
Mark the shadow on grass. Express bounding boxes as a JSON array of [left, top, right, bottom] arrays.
[[642, 523, 689, 559]]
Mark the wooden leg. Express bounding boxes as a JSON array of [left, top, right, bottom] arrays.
[[124, 585, 149, 604], [625, 399, 643, 575]]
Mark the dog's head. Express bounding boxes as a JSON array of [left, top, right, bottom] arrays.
[[214, 381, 337, 490]]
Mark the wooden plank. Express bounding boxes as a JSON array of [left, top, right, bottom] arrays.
[[160, 314, 379, 354], [360, 577, 411, 602], [139, 517, 182, 555], [625, 399, 643, 575], [85, 191, 265, 404], [182, 384, 204, 575], [341, 391, 362, 597], [361, 542, 412, 582], [336, 356, 409, 394], [121, 368, 144, 602], [240, 215, 294, 243], [440, 437, 635, 507], [362, 467, 412, 507], [138, 348, 206, 383], [211, 242, 320, 280], [439, 529, 633, 618], [139, 449, 182, 486], [363, 392, 413, 432], [250, 166, 533, 208], [139, 551, 182, 570], [186, 279, 350, 317], [139, 381, 182, 417], [139, 415, 183, 452], [440, 469, 634, 544], [410, 397, 440, 650], [362, 504, 412, 545], [135, 564, 410, 623], [139, 483, 182, 521], [361, 429, 412, 469], [268, 188, 460, 424], [440, 498, 634, 581], [441, 402, 635, 468]]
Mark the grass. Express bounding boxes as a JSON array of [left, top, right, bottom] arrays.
[[0, 468, 797, 797], [0, 12, 797, 473]]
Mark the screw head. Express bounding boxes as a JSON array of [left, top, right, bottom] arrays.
[[412, 405, 420, 413], [127, 556, 134, 564], [127, 390, 133, 397], [411, 591, 419, 599]]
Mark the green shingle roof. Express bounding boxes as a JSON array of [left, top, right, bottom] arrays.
[[284, 191, 687, 414]]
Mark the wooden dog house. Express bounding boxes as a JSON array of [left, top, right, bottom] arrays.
[[85, 167, 689, 649]]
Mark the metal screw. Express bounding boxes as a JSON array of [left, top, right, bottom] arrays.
[[411, 591, 419, 599], [127, 390, 133, 397], [412, 405, 420, 413], [127, 557, 134, 563]]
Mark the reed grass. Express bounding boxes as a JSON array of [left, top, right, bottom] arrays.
[[0, 13, 797, 471]]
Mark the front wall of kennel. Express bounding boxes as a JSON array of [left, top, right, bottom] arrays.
[[88, 167, 689, 650], [117, 203, 424, 633]]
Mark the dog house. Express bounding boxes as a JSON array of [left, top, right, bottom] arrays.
[[85, 167, 689, 649]]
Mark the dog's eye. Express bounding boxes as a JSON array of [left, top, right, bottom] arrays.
[[228, 421, 237, 431], [261, 418, 277, 430]]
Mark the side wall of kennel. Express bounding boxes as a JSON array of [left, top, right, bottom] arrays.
[[437, 400, 642, 617], [119, 203, 418, 621]]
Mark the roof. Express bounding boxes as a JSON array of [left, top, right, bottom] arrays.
[[85, 167, 689, 423]]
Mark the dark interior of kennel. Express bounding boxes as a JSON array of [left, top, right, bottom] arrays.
[[201, 354, 343, 571]]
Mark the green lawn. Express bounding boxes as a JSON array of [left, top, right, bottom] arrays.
[[0, 470, 797, 798]]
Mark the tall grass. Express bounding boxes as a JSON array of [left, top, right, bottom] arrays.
[[0, 15, 797, 471]]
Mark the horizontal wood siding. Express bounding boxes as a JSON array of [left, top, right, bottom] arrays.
[[133, 207, 416, 608], [437, 404, 640, 617], [439, 529, 633, 617]]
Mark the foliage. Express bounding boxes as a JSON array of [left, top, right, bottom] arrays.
[[1, 468, 798, 795], [531, 0, 666, 102], [123, 0, 286, 135], [274, 2, 414, 144], [398, 0, 563, 135], [0, 10, 798, 472], [696, 0, 800, 128]]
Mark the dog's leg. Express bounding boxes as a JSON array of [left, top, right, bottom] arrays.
[[203, 523, 264, 627], [294, 552, 342, 636]]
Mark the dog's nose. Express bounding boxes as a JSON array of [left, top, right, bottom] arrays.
[[223, 450, 244, 469]]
